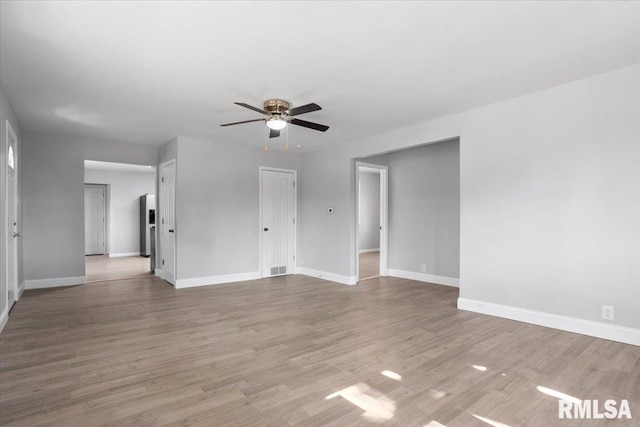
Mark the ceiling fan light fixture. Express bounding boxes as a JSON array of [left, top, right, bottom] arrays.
[[266, 117, 287, 130]]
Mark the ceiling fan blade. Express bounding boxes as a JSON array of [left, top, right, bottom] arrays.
[[234, 102, 267, 115], [290, 118, 329, 132], [287, 103, 322, 116], [220, 118, 265, 127], [269, 129, 280, 138]]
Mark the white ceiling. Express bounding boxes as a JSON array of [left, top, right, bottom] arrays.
[[85, 160, 155, 173], [1, 1, 639, 151]]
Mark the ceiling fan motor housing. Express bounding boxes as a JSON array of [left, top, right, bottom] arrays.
[[264, 99, 290, 118]]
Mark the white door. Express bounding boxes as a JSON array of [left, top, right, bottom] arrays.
[[84, 185, 106, 255], [261, 169, 296, 277], [161, 161, 176, 285], [6, 122, 19, 305]]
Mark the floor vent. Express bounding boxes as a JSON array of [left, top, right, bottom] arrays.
[[271, 266, 287, 275]]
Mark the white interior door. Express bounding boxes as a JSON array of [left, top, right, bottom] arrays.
[[6, 122, 19, 305], [161, 161, 176, 285], [84, 185, 105, 255], [261, 169, 296, 277]]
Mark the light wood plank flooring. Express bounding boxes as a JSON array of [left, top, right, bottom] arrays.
[[359, 251, 380, 280], [86, 255, 152, 283], [1, 275, 638, 426]]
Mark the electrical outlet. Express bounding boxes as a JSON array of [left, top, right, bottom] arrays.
[[421, 264, 427, 272], [602, 305, 614, 321]]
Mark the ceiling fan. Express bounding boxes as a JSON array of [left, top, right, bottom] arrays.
[[220, 99, 329, 138]]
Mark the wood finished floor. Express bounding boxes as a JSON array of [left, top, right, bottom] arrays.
[[86, 255, 152, 283], [1, 275, 638, 426], [359, 251, 380, 280]]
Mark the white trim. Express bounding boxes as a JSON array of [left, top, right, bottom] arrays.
[[359, 248, 380, 254], [0, 307, 8, 334], [354, 162, 388, 283], [388, 269, 459, 287], [108, 252, 141, 258], [175, 271, 261, 289], [24, 276, 87, 290], [457, 298, 640, 347], [154, 268, 163, 278], [297, 267, 357, 285], [259, 166, 297, 279], [17, 281, 25, 300]]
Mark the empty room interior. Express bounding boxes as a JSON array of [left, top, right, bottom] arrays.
[[0, 2, 639, 426]]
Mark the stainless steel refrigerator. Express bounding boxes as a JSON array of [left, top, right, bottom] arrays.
[[140, 194, 156, 257]]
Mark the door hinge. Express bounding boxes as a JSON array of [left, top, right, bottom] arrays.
[[162, 177, 164, 182], [293, 181, 296, 187], [293, 218, 295, 224], [162, 259, 165, 265], [162, 218, 164, 224], [293, 255, 295, 261]]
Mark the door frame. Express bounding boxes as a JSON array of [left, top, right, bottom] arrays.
[[159, 159, 176, 285], [355, 161, 388, 282], [84, 183, 108, 255], [5, 120, 19, 306], [258, 166, 297, 278]]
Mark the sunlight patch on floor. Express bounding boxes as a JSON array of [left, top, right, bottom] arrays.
[[381, 370, 402, 380], [428, 389, 448, 399], [472, 414, 513, 427], [471, 364, 488, 372], [326, 382, 396, 422], [423, 421, 448, 427], [536, 385, 582, 404]]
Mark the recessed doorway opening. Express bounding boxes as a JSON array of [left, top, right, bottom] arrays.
[[84, 160, 157, 283]]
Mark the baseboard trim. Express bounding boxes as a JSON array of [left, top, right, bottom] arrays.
[[24, 276, 87, 290], [0, 307, 8, 334], [297, 267, 357, 285], [175, 271, 262, 289], [457, 298, 640, 346], [17, 281, 25, 300], [109, 252, 141, 258], [154, 268, 163, 279], [388, 269, 459, 287], [358, 248, 380, 254]]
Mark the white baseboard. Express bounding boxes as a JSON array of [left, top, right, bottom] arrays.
[[154, 268, 163, 278], [297, 267, 357, 285], [0, 307, 8, 334], [175, 271, 262, 289], [24, 276, 87, 290], [109, 252, 141, 258], [457, 298, 640, 347], [17, 281, 25, 300], [359, 248, 380, 254], [388, 269, 459, 287]]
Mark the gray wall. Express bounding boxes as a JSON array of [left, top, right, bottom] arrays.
[[386, 140, 460, 278], [22, 132, 157, 281], [358, 170, 380, 251], [299, 64, 640, 330], [174, 136, 301, 280], [0, 85, 23, 320], [84, 168, 156, 256]]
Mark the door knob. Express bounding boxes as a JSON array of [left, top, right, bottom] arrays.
[[168, 229, 174, 233], [12, 232, 20, 238], [264, 228, 269, 231]]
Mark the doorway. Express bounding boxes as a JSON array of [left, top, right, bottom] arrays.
[[160, 160, 176, 285], [84, 161, 157, 283], [355, 162, 388, 282], [5, 120, 19, 307], [260, 167, 297, 278]]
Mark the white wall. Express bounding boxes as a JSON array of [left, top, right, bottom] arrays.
[[299, 65, 640, 341], [384, 139, 460, 279], [171, 136, 300, 284], [21, 133, 157, 285], [358, 170, 380, 251], [84, 168, 155, 256], [0, 85, 23, 330]]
